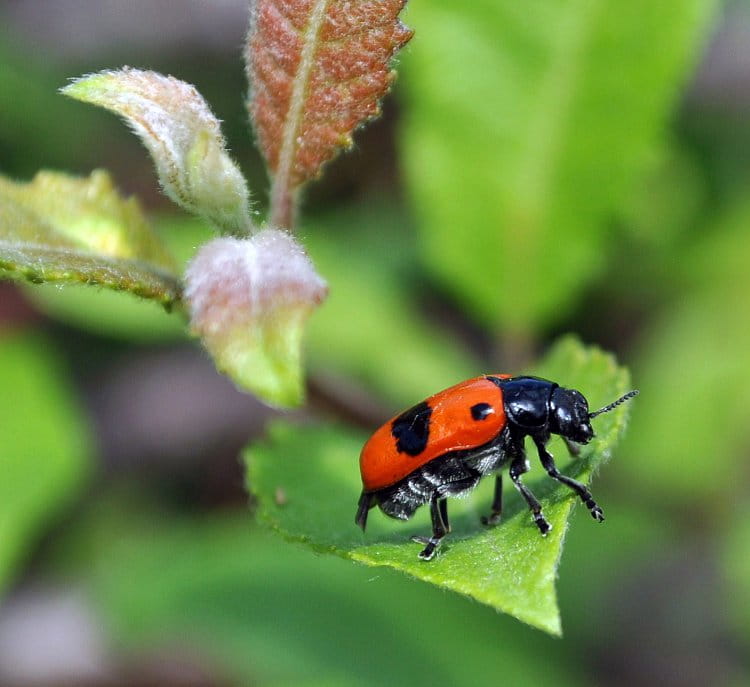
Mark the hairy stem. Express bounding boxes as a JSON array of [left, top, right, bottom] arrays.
[[269, 181, 300, 230]]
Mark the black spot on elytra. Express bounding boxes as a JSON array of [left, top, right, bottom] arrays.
[[391, 401, 432, 456], [471, 402, 493, 421]]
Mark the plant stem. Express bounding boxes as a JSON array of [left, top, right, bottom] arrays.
[[269, 178, 299, 230]]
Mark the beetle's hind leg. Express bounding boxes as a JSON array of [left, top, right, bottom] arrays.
[[411, 495, 449, 561], [355, 492, 375, 531], [481, 474, 503, 526]]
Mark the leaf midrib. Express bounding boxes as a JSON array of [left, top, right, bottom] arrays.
[[274, 0, 330, 194]]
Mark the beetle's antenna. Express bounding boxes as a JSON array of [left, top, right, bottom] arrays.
[[589, 390, 639, 419]]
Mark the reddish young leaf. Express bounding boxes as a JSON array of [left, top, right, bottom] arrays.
[[246, 0, 412, 226]]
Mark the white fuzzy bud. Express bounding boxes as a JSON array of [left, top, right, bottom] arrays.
[[185, 229, 327, 406]]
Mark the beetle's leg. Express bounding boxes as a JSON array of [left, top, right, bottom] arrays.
[[534, 438, 604, 522], [411, 495, 449, 560], [509, 455, 551, 535], [481, 474, 503, 526], [563, 437, 581, 457], [355, 492, 374, 531], [438, 498, 450, 533]]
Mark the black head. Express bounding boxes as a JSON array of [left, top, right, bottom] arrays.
[[549, 387, 594, 443], [550, 387, 639, 444]]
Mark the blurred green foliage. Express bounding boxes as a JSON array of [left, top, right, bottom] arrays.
[[0, 333, 92, 596], [304, 204, 482, 405], [401, 0, 717, 336], [61, 497, 587, 687], [724, 501, 750, 646], [615, 195, 750, 502]]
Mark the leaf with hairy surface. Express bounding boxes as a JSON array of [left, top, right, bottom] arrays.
[[0, 170, 182, 307], [62, 68, 253, 237], [246, 0, 412, 226]]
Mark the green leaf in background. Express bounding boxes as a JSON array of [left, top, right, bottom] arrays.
[[0, 332, 92, 596], [66, 503, 582, 687], [246, 337, 634, 634], [400, 0, 717, 335], [0, 32, 103, 173], [24, 285, 188, 343], [615, 197, 750, 501], [0, 170, 182, 306]]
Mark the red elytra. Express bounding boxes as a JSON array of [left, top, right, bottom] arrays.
[[359, 374, 511, 492]]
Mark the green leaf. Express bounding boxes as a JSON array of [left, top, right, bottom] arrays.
[[0, 170, 182, 307], [615, 197, 750, 501], [65, 502, 581, 687], [0, 332, 92, 596], [400, 0, 717, 334], [24, 285, 188, 342], [246, 337, 635, 634]]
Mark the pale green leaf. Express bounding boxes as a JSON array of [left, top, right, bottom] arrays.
[[400, 0, 717, 333], [0, 333, 92, 596], [0, 170, 182, 306], [62, 68, 252, 236], [246, 337, 635, 634]]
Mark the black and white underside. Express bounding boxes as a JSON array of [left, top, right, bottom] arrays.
[[374, 427, 514, 520]]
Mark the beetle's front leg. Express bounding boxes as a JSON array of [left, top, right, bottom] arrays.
[[509, 454, 550, 535], [533, 438, 604, 522]]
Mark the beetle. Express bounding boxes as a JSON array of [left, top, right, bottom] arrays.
[[355, 375, 637, 560]]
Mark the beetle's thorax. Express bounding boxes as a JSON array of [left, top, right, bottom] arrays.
[[489, 376, 556, 434]]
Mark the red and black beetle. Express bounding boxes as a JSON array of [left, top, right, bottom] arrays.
[[355, 375, 637, 560]]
